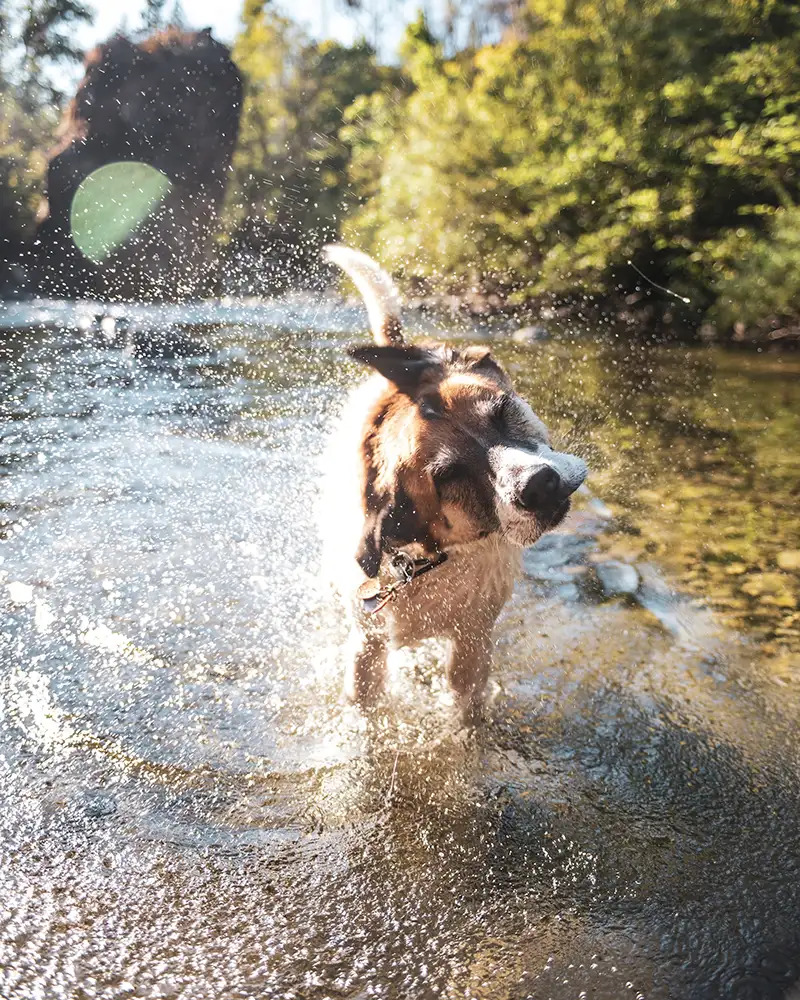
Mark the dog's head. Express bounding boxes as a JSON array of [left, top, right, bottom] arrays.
[[350, 343, 588, 576]]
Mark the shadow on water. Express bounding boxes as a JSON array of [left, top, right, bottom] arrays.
[[1, 298, 799, 998]]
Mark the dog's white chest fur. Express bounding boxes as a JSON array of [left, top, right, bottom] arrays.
[[386, 536, 519, 646], [318, 378, 386, 598]]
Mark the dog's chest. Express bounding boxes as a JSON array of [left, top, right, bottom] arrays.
[[386, 537, 520, 643]]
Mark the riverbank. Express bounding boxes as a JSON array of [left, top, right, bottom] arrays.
[[402, 286, 800, 349], [3, 283, 799, 350]]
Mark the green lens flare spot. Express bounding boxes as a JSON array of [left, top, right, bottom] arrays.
[[70, 162, 172, 264]]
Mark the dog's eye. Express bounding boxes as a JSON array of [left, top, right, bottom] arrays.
[[490, 395, 511, 429], [419, 396, 443, 419], [434, 462, 470, 485]]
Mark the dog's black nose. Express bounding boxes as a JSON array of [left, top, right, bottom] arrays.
[[520, 466, 561, 511]]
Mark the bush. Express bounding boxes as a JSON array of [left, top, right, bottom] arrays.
[[340, 1, 800, 336], [222, 1, 388, 291], [710, 207, 800, 340]]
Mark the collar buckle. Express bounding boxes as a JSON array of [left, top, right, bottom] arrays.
[[389, 551, 416, 584], [358, 550, 449, 616]]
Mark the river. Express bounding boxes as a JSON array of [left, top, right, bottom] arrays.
[[1, 297, 799, 999]]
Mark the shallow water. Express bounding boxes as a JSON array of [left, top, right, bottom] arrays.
[[1, 298, 799, 1000]]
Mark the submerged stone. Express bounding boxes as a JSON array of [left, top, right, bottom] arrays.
[[741, 572, 790, 597], [512, 325, 550, 343], [523, 532, 595, 582], [82, 792, 118, 819], [556, 582, 581, 602], [595, 560, 640, 596]]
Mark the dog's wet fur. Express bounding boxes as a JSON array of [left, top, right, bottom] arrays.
[[321, 246, 587, 720]]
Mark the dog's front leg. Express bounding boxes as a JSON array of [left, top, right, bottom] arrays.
[[344, 625, 388, 707], [446, 631, 493, 724]]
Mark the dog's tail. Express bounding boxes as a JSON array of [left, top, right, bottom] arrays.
[[323, 245, 403, 346]]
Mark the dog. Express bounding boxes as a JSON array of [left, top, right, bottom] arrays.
[[321, 246, 588, 720]]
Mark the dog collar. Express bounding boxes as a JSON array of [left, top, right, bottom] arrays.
[[357, 550, 449, 615]]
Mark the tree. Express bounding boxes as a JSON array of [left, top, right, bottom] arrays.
[[0, 0, 93, 275], [168, 0, 188, 30], [142, 0, 168, 34], [18, 0, 92, 105], [342, 0, 800, 336], [140, 0, 189, 36], [222, 0, 387, 290]]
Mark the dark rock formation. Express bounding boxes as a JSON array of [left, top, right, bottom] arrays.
[[33, 27, 242, 300]]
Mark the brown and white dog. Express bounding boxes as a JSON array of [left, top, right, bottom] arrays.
[[321, 246, 588, 720]]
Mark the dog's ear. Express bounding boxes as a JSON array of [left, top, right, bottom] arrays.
[[355, 491, 417, 577], [356, 476, 444, 577], [355, 509, 384, 578], [460, 345, 511, 385], [348, 345, 442, 398]]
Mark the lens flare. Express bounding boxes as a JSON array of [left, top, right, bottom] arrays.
[[70, 161, 172, 264]]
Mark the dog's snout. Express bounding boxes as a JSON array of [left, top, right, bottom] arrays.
[[516, 453, 587, 513], [520, 466, 561, 511]]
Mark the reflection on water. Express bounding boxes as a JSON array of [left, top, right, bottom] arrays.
[[0, 299, 799, 999], [493, 341, 800, 672]]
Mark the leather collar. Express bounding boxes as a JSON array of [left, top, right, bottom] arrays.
[[357, 550, 449, 615]]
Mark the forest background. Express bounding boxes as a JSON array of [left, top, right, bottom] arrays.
[[1, 0, 799, 341]]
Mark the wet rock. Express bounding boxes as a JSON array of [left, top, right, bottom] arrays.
[[741, 572, 789, 597], [595, 560, 640, 596], [82, 792, 118, 819], [522, 533, 595, 582], [556, 582, 581, 602], [587, 496, 614, 520], [762, 593, 799, 609], [512, 325, 550, 344], [725, 562, 749, 576], [777, 550, 800, 572], [704, 539, 757, 563], [635, 563, 700, 639]]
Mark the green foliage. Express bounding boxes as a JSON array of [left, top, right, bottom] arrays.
[[0, 88, 48, 245], [223, 1, 387, 288], [167, 1, 187, 31], [20, 0, 91, 65], [0, 0, 91, 258], [710, 206, 800, 337], [139, 2, 187, 40], [340, 1, 800, 335], [141, 0, 168, 33], [1, 0, 798, 335]]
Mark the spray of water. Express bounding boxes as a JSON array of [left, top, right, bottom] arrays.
[[627, 259, 691, 304]]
